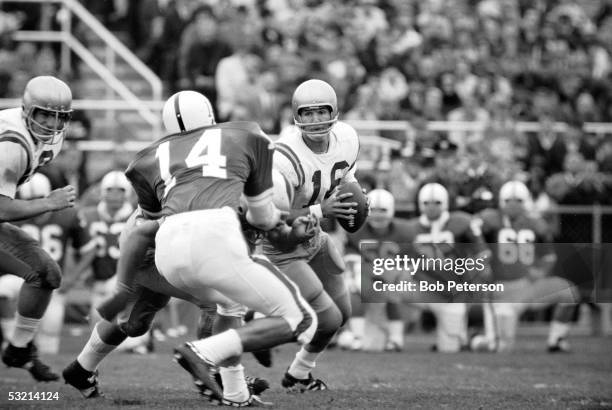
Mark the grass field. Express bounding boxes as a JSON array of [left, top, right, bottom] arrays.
[[1, 327, 611, 409]]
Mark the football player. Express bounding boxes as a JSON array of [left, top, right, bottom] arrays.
[[5, 173, 96, 354], [472, 180, 579, 352], [0, 76, 77, 381], [263, 79, 365, 390], [406, 182, 491, 352], [78, 170, 134, 326], [64, 90, 317, 406], [343, 189, 414, 351]]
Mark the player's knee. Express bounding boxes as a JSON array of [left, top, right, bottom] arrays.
[[317, 303, 343, 334], [27, 261, 61, 290], [281, 301, 317, 345], [120, 317, 152, 337]]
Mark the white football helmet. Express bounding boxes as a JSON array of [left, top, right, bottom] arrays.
[[22, 76, 73, 145], [367, 189, 395, 229], [101, 170, 132, 209], [271, 169, 294, 211], [162, 90, 215, 134], [418, 183, 449, 220], [18, 173, 52, 199], [292, 79, 338, 141], [499, 180, 531, 217]]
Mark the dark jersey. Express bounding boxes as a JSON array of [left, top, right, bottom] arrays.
[[80, 205, 132, 281], [478, 208, 553, 281], [346, 219, 415, 262], [406, 211, 488, 284], [126, 122, 274, 217], [13, 208, 93, 267]]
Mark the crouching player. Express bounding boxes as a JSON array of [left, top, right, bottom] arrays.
[[406, 183, 491, 352], [342, 189, 415, 351], [471, 180, 579, 352]]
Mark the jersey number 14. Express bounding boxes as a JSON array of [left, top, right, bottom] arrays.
[[155, 129, 227, 198]]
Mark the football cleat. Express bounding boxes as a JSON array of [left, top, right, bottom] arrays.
[[385, 340, 403, 353], [2, 342, 59, 382], [174, 343, 222, 402], [210, 373, 270, 396], [62, 360, 102, 398], [221, 394, 273, 407], [281, 370, 328, 392], [547, 338, 571, 353]]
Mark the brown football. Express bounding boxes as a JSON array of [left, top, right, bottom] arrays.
[[336, 182, 368, 233]]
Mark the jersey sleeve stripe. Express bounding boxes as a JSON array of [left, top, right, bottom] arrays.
[[275, 143, 304, 186], [0, 134, 32, 182]]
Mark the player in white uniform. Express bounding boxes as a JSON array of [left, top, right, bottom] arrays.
[[263, 79, 364, 390], [0, 76, 76, 381]]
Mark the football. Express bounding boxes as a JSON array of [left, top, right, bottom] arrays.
[[336, 182, 368, 233]]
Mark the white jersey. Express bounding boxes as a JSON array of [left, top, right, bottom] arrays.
[[0, 108, 63, 198], [262, 121, 360, 262], [274, 121, 359, 209]]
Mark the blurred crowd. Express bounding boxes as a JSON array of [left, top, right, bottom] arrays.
[[2, 0, 612, 215]]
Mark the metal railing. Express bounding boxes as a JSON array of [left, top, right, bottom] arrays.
[[0, 0, 163, 138]]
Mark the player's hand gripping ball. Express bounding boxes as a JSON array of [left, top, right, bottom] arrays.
[[336, 182, 368, 233]]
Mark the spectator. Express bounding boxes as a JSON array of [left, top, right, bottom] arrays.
[[176, 5, 232, 112]]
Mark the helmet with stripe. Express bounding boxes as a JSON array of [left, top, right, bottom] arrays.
[[22, 76, 73, 145], [18, 173, 51, 199], [418, 183, 449, 220], [499, 180, 531, 217], [292, 79, 338, 142], [162, 91, 215, 134], [101, 170, 132, 209], [367, 189, 395, 229]]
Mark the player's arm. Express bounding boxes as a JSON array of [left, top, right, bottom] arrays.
[[529, 221, 557, 281], [59, 246, 97, 294], [245, 135, 282, 230], [0, 147, 75, 221], [464, 215, 493, 279]]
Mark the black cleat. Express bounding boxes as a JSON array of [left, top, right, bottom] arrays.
[[2, 342, 59, 382], [547, 338, 571, 353], [281, 370, 327, 392], [174, 343, 222, 402], [62, 360, 102, 398]]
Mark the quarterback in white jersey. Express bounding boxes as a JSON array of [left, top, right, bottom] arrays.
[[0, 76, 76, 382], [263, 79, 363, 391]]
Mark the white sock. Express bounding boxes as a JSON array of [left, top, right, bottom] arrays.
[[11, 314, 40, 347], [191, 329, 243, 365], [288, 347, 318, 380], [387, 320, 405, 347], [77, 327, 118, 371], [547, 321, 570, 345], [220, 364, 249, 402], [350, 317, 365, 340]]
